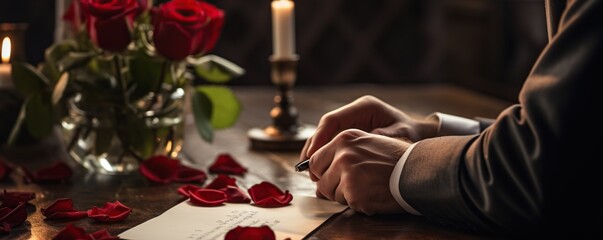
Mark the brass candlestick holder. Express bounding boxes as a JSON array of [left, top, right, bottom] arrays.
[[248, 55, 316, 151]]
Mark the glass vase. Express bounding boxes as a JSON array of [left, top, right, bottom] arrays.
[[60, 87, 186, 175]]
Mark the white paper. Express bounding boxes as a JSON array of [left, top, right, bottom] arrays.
[[119, 195, 347, 240]]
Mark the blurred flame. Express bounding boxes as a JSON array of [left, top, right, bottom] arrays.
[[1, 37, 10, 63]]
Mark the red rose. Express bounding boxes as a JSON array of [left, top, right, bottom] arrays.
[[80, 0, 143, 52], [152, 0, 224, 60]]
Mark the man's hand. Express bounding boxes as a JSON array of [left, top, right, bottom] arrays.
[[308, 129, 412, 215], [300, 95, 438, 162]]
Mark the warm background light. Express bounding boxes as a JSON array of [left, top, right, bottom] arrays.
[[1, 37, 10, 63]]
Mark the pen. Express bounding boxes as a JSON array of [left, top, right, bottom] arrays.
[[295, 159, 310, 172]]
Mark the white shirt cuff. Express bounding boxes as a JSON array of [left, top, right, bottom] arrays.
[[429, 112, 480, 136], [389, 142, 421, 215]]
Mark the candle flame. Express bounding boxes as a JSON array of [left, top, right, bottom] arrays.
[[1, 37, 10, 63]]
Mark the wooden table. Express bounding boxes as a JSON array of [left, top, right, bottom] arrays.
[[0, 84, 510, 239]]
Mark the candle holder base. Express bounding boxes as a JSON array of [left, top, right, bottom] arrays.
[[248, 55, 313, 152], [248, 124, 315, 152]]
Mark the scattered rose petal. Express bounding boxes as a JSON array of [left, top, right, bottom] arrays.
[[0, 222, 10, 234], [248, 182, 293, 208], [189, 189, 227, 207], [174, 165, 207, 183], [209, 154, 247, 175], [177, 184, 203, 198], [41, 198, 88, 220], [87, 201, 132, 222], [89, 228, 119, 240], [139, 155, 180, 183], [224, 186, 251, 203], [24, 161, 73, 183], [225, 225, 276, 240], [0, 202, 27, 228], [0, 190, 35, 208], [52, 224, 117, 240], [205, 174, 237, 190], [52, 224, 87, 240]]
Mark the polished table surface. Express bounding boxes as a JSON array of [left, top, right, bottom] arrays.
[[1, 84, 510, 239]]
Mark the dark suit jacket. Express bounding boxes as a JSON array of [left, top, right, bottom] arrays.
[[397, 0, 601, 237]]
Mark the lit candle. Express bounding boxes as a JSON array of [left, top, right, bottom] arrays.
[[271, 0, 296, 59], [0, 36, 13, 89]]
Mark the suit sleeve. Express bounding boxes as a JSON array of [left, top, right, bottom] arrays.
[[396, 0, 602, 234]]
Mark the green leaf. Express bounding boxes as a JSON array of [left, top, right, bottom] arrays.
[[193, 55, 245, 84], [44, 40, 78, 82], [128, 52, 166, 101], [121, 113, 154, 159], [57, 52, 97, 72], [39, 63, 60, 84], [45, 40, 78, 63], [196, 86, 241, 129], [191, 89, 214, 142], [25, 92, 54, 139], [11, 62, 49, 96], [7, 102, 27, 146]]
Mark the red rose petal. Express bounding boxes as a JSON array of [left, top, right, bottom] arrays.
[[208, 154, 247, 175], [0, 222, 10, 234], [139, 155, 180, 183], [87, 201, 132, 222], [248, 182, 293, 208], [189, 189, 227, 207], [0, 202, 27, 227], [174, 165, 207, 183], [0, 190, 35, 208], [205, 174, 237, 190], [225, 225, 276, 240], [52, 224, 87, 240], [177, 184, 203, 198], [52, 224, 118, 240], [89, 228, 119, 240], [41, 198, 88, 220], [224, 186, 251, 204], [24, 161, 73, 183]]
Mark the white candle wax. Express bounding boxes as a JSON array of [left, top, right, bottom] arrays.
[[0, 64, 12, 88], [271, 0, 296, 59]]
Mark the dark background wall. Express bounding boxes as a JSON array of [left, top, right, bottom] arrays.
[[0, 0, 55, 65], [444, 0, 547, 101], [0, 0, 547, 101]]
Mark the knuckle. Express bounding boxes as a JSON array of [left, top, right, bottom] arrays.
[[336, 129, 365, 142], [358, 95, 384, 108], [320, 112, 337, 125], [358, 95, 378, 104]]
